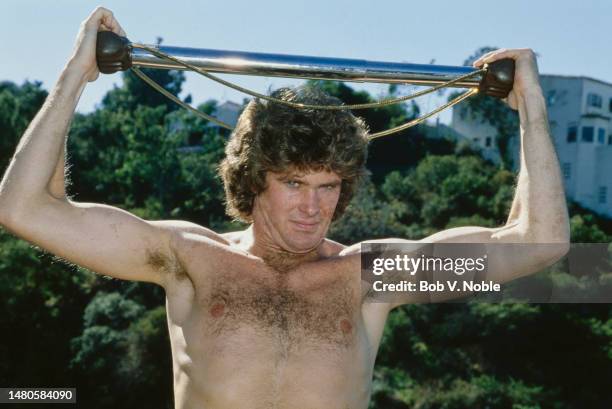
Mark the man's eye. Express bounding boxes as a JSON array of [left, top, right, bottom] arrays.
[[286, 180, 300, 188]]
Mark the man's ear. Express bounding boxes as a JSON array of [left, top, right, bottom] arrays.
[[254, 171, 271, 194], [251, 183, 266, 195]]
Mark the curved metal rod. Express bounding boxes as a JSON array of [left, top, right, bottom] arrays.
[[130, 44, 483, 88]]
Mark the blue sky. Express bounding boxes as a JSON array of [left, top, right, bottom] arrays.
[[2, 0, 610, 124]]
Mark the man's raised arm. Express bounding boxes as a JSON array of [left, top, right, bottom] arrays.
[[0, 8, 178, 287], [368, 49, 571, 308], [428, 49, 571, 243], [424, 49, 570, 284]]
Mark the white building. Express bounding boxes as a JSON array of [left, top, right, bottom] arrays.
[[207, 101, 243, 137], [176, 100, 243, 153], [451, 74, 612, 219]]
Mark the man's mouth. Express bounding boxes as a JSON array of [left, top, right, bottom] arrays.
[[291, 220, 320, 231]]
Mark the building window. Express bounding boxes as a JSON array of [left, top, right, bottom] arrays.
[[608, 135, 612, 145], [609, 98, 612, 112], [598, 128, 605, 144], [567, 125, 577, 143], [587, 93, 602, 108], [599, 186, 607, 204], [582, 126, 594, 142], [485, 136, 492, 147], [562, 163, 571, 179], [473, 137, 480, 145]]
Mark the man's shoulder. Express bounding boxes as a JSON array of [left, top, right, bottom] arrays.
[[155, 222, 254, 285], [220, 229, 248, 245], [150, 219, 230, 246]]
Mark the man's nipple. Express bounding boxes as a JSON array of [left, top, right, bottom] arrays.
[[209, 302, 226, 318], [339, 318, 353, 334]]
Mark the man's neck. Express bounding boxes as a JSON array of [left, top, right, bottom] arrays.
[[244, 225, 324, 273], [261, 248, 320, 273]]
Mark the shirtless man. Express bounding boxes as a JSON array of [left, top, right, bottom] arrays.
[[0, 7, 570, 409]]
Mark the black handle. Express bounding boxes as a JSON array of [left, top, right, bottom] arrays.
[[96, 31, 132, 74], [478, 58, 515, 99]]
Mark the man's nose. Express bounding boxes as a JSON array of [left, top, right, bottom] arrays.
[[298, 189, 320, 217]]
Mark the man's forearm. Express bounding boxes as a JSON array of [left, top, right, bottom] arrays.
[[514, 89, 569, 242], [48, 141, 69, 200], [0, 67, 87, 218], [506, 169, 524, 225]]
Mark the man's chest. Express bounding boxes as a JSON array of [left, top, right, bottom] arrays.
[[165, 241, 378, 353], [200, 269, 361, 349]]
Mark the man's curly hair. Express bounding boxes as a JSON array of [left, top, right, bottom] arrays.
[[218, 86, 369, 223]]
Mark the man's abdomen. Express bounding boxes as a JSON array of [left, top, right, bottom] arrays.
[[168, 260, 371, 408], [173, 325, 373, 409]]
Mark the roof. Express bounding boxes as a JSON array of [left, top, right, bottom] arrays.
[[218, 100, 243, 110], [541, 74, 612, 88]]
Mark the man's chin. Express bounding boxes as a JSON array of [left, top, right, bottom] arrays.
[[282, 234, 325, 254]]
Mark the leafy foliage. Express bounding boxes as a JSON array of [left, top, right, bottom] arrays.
[[0, 81, 47, 170]]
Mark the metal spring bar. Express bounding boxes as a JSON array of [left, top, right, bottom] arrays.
[[95, 31, 515, 139]]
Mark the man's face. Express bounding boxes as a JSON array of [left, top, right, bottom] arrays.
[[252, 169, 342, 253]]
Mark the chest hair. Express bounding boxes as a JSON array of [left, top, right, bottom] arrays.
[[203, 270, 358, 350]]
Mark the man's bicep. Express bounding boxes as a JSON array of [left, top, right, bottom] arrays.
[[369, 226, 524, 308], [7, 196, 176, 286], [420, 225, 509, 244], [422, 224, 565, 283], [368, 225, 566, 309]]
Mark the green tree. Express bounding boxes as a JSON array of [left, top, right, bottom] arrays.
[[70, 292, 172, 407], [0, 81, 47, 169], [381, 155, 514, 231], [569, 214, 611, 243], [0, 228, 93, 386], [329, 177, 406, 243]]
